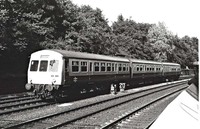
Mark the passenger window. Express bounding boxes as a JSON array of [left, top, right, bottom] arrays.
[[140, 65, 143, 71], [39, 60, 48, 72], [30, 60, 39, 71], [107, 63, 111, 72], [101, 63, 106, 71], [81, 61, 87, 72], [94, 62, 100, 72], [90, 62, 93, 72], [137, 65, 140, 71], [112, 63, 115, 71], [123, 64, 126, 71], [118, 64, 122, 71], [49, 60, 59, 72], [72, 61, 79, 72]]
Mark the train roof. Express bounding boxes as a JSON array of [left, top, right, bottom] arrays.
[[52, 49, 129, 62], [32, 49, 180, 66], [129, 58, 162, 65], [162, 62, 180, 66], [129, 58, 180, 66]]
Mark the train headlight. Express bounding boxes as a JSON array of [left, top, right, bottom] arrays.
[[25, 83, 32, 90], [46, 85, 53, 91]]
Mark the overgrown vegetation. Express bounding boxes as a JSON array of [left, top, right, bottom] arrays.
[[0, 0, 198, 75]]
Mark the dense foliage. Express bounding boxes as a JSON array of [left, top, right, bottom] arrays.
[[0, 0, 198, 75]]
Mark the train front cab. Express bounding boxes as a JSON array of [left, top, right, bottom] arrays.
[[25, 50, 64, 98]]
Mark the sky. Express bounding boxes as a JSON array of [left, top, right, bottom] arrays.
[[71, 0, 199, 39]]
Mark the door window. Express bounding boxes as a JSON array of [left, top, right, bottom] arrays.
[[49, 60, 59, 72]]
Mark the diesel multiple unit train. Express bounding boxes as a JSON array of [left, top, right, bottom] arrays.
[[25, 49, 181, 99]]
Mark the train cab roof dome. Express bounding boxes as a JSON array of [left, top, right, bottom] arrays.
[[52, 49, 129, 62]]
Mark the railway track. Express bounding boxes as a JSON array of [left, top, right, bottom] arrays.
[[58, 82, 187, 129], [2, 80, 188, 129], [0, 95, 34, 105], [0, 99, 52, 116], [0, 92, 32, 101], [100, 85, 184, 129], [0, 92, 55, 116]]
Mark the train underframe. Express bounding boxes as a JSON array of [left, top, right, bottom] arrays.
[[25, 83, 63, 99], [26, 74, 180, 100]]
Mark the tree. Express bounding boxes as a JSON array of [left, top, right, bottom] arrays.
[[111, 15, 153, 59], [0, 0, 71, 73], [173, 36, 198, 67], [0, 0, 198, 74], [0, 0, 43, 73], [72, 5, 113, 54], [147, 22, 174, 61]]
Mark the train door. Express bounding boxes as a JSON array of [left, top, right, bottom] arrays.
[[89, 61, 93, 75], [130, 62, 133, 79], [131, 63, 135, 79], [89, 61, 93, 82], [64, 59, 70, 84]]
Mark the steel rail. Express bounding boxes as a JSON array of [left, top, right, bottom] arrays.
[[47, 81, 187, 129], [0, 99, 42, 110], [0, 92, 32, 101], [100, 86, 187, 129], [0, 103, 53, 116], [0, 96, 34, 105], [3, 80, 188, 129]]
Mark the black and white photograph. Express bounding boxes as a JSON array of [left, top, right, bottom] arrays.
[[0, 0, 199, 128]]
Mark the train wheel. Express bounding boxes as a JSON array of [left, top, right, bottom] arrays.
[[33, 89, 41, 99], [40, 90, 48, 100], [40, 94, 46, 100]]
